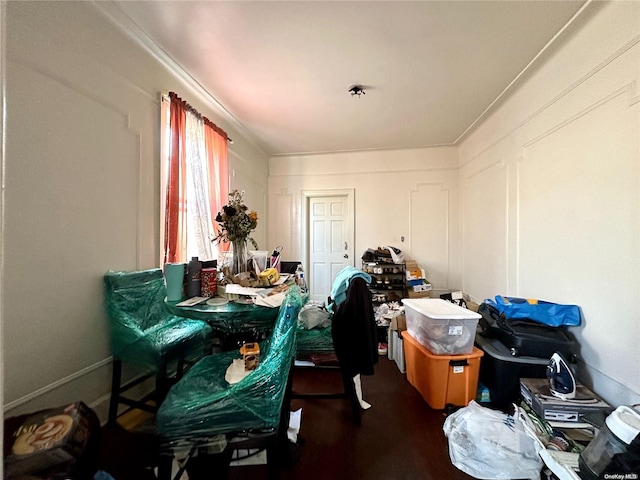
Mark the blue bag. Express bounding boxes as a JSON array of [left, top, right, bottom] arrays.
[[484, 296, 581, 327]]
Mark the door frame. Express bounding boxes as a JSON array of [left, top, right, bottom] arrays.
[[301, 189, 356, 282]]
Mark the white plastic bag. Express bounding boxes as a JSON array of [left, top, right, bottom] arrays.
[[298, 302, 331, 330], [383, 245, 405, 264], [442, 401, 543, 480]]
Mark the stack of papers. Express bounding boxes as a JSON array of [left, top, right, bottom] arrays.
[[255, 292, 286, 308], [539, 450, 581, 480], [176, 297, 208, 307]]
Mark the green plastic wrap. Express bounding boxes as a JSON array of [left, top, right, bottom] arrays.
[[104, 269, 213, 370], [156, 286, 304, 450], [295, 323, 335, 355]]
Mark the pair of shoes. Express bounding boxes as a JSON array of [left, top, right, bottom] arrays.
[[377, 342, 388, 355]]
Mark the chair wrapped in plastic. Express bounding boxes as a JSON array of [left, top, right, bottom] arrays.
[[295, 301, 334, 358], [156, 286, 304, 480], [104, 268, 213, 425], [296, 322, 335, 357]]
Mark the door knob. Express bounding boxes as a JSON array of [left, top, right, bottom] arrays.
[[344, 254, 349, 258]]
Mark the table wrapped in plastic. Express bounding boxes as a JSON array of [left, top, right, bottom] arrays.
[[166, 300, 279, 338], [156, 286, 304, 451], [104, 268, 213, 370]]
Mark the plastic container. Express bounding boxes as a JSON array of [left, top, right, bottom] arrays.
[[295, 264, 307, 293], [387, 328, 405, 374], [475, 335, 548, 410], [164, 263, 186, 302], [249, 250, 269, 271], [186, 257, 202, 298], [401, 298, 481, 355], [403, 331, 483, 409], [579, 406, 640, 480]]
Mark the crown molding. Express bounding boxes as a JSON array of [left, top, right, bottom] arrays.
[[91, 1, 270, 157]]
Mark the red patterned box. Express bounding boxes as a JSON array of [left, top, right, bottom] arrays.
[[200, 268, 217, 297]]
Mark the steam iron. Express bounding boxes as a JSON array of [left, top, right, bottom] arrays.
[[546, 352, 576, 400]]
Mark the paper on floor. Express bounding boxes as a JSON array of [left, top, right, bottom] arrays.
[[230, 409, 303, 467], [229, 448, 267, 466], [354, 374, 372, 410], [288, 408, 302, 442], [157, 408, 303, 476]]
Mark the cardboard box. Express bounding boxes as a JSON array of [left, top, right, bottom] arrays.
[[407, 290, 431, 299], [406, 268, 425, 281], [239, 342, 261, 370], [405, 260, 419, 271], [520, 378, 612, 422], [390, 314, 406, 332], [5, 402, 95, 477], [387, 328, 405, 373], [466, 301, 479, 313]]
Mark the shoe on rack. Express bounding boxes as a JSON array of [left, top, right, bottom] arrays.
[[378, 342, 388, 356]]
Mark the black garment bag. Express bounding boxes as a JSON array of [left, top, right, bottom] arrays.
[[478, 302, 576, 360]]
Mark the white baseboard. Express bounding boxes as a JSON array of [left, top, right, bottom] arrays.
[[3, 358, 155, 425]]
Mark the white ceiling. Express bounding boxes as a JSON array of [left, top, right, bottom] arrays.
[[109, 0, 589, 156]]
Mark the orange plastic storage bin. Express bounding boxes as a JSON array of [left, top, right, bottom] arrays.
[[403, 332, 483, 409]]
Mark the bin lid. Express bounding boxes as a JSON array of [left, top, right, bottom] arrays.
[[606, 406, 640, 445], [401, 298, 481, 320], [474, 334, 549, 365]]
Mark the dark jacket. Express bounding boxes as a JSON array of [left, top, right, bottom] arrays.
[[331, 277, 378, 377]]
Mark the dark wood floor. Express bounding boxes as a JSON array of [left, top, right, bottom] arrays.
[[98, 357, 473, 480]]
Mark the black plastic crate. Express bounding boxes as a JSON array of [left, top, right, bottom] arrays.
[[475, 334, 548, 410]]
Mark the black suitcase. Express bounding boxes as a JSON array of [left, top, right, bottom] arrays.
[[478, 303, 577, 360]]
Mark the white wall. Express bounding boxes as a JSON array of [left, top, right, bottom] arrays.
[[3, 1, 269, 419], [4, 0, 637, 425], [268, 146, 462, 292], [1, 0, 6, 471], [269, 1, 640, 407], [458, 1, 640, 406]]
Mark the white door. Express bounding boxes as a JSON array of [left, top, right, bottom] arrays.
[[306, 192, 354, 304]]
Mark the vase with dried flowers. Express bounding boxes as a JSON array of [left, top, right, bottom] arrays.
[[214, 190, 259, 276]]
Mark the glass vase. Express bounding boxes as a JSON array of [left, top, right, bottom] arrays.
[[231, 239, 249, 276]]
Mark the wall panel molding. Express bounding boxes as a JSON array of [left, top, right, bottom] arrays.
[[3, 358, 111, 412], [460, 34, 640, 168], [273, 189, 294, 258], [410, 183, 450, 288], [269, 166, 458, 178], [91, 1, 270, 157], [464, 158, 506, 181], [10, 60, 144, 268], [522, 82, 636, 150], [8, 58, 156, 114], [461, 161, 511, 299]]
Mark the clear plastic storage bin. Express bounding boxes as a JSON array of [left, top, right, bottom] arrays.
[[401, 298, 481, 355]]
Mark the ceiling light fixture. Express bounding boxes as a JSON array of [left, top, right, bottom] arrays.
[[348, 84, 366, 97]]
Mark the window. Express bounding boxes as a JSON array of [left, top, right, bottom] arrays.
[[160, 92, 229, 265]]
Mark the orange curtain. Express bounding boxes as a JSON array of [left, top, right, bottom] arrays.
[[164, 92, 230, 263], [204, 118, 230, 253], [164, 93, 188, 264]]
